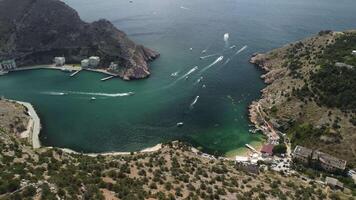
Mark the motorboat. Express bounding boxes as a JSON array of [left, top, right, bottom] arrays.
[[176, 122, 184, 127]]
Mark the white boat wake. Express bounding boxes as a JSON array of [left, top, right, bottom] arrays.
[[190, 96, 200, 109], [223, 58, 231, 66], [234, 45, 248, 56], [180, 6, 190, 10], [200, 53, 219, 60], [199, 56, 224, 74], [224, 33, 229, 48], [41, 91, 67, 96], [177, 66, 199, 81], [68, 91, 135, 97]]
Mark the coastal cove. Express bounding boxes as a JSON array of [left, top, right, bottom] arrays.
[[1, 0, 356, 157]]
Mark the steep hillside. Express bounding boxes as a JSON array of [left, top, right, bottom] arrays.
[[250, 30, 356, 167], [0, 0, 159, 80]]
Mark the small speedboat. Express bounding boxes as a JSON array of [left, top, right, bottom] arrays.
[[90, 97, 96, 101], [189, 48, 193, 51], [171, 72, 179, 77], [177, 122, 184, 127]]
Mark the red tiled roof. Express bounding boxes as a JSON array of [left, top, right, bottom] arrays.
[[261, 144, 274, 155]]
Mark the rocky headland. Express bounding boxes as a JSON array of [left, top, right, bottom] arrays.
[[0, 0, 159, 80], [249, 30, 356, 167]]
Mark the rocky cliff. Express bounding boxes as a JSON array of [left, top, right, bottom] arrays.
[[0, 0, 159, 80]]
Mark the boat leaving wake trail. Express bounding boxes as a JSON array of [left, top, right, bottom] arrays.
[[199, 56, 224, 74], [180, 6, 190, 10], [190, 96, 200, 109], [177, 66, 199, 81], [234, 45, 248, 56], [43, 91, 135, 97], [200, 53, 219, 60], [41, 91, 67, 96], [68, 91, 135, 97], [224, 33, 229, 48]]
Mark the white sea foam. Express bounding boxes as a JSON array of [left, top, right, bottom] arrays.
[[199, 56, 224, 74]]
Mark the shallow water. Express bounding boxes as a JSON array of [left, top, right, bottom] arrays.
[[1, 0, 356, 154]]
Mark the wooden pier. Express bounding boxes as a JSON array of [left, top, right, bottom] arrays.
[[101, 76, 116, 81], [70, 70, 81, 77]]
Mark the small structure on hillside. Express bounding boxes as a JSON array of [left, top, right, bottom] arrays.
[[81, 56, 100, 68], [54, 57, 65, 66], [352, 50, 356, 56], [235, 156, 250, 164], [292, 146, 347, 173], [81, 59, 89, 68], [0, 59, 17, 71], [261, 144, 274, 157], [89, 56, 100, 67], [312, 150, 347, 172], [325, 177, 344, 189], [292, 145, 313, 164], [109, 62, 118, 71]]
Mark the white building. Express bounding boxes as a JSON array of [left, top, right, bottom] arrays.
[[109, 62, 118, 71], [81, 59, 90, 68], [352, 50, 356, 56], [0, 60, 17, 71], [89, 56, 100, 68], [54, 57, 65, 66]]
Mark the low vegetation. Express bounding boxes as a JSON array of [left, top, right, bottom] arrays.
[[251, 30, 356, 167], [1, 100, 353, 199]]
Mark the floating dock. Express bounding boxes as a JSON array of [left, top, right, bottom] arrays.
[[70, 70, 81, 77], [101, 76, 115, 81]]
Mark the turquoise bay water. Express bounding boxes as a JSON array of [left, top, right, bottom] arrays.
[[1, 0, 356, 154]]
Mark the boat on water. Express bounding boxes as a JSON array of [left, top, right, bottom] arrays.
[[230, 45, 237, 49], [176, 122, 184, 127], [171, 72, 179, 77], [90, 97, 96, 101]]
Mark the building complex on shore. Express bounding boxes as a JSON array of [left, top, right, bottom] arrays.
[[292, 145, 347, 172]]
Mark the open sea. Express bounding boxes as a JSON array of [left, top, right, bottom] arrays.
[[1, 0, 355, 155]]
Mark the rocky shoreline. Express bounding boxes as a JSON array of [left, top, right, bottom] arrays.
[[0, 0, 160, 80]]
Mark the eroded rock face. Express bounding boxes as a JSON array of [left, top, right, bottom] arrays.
[[0, 0, 159, 80]]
